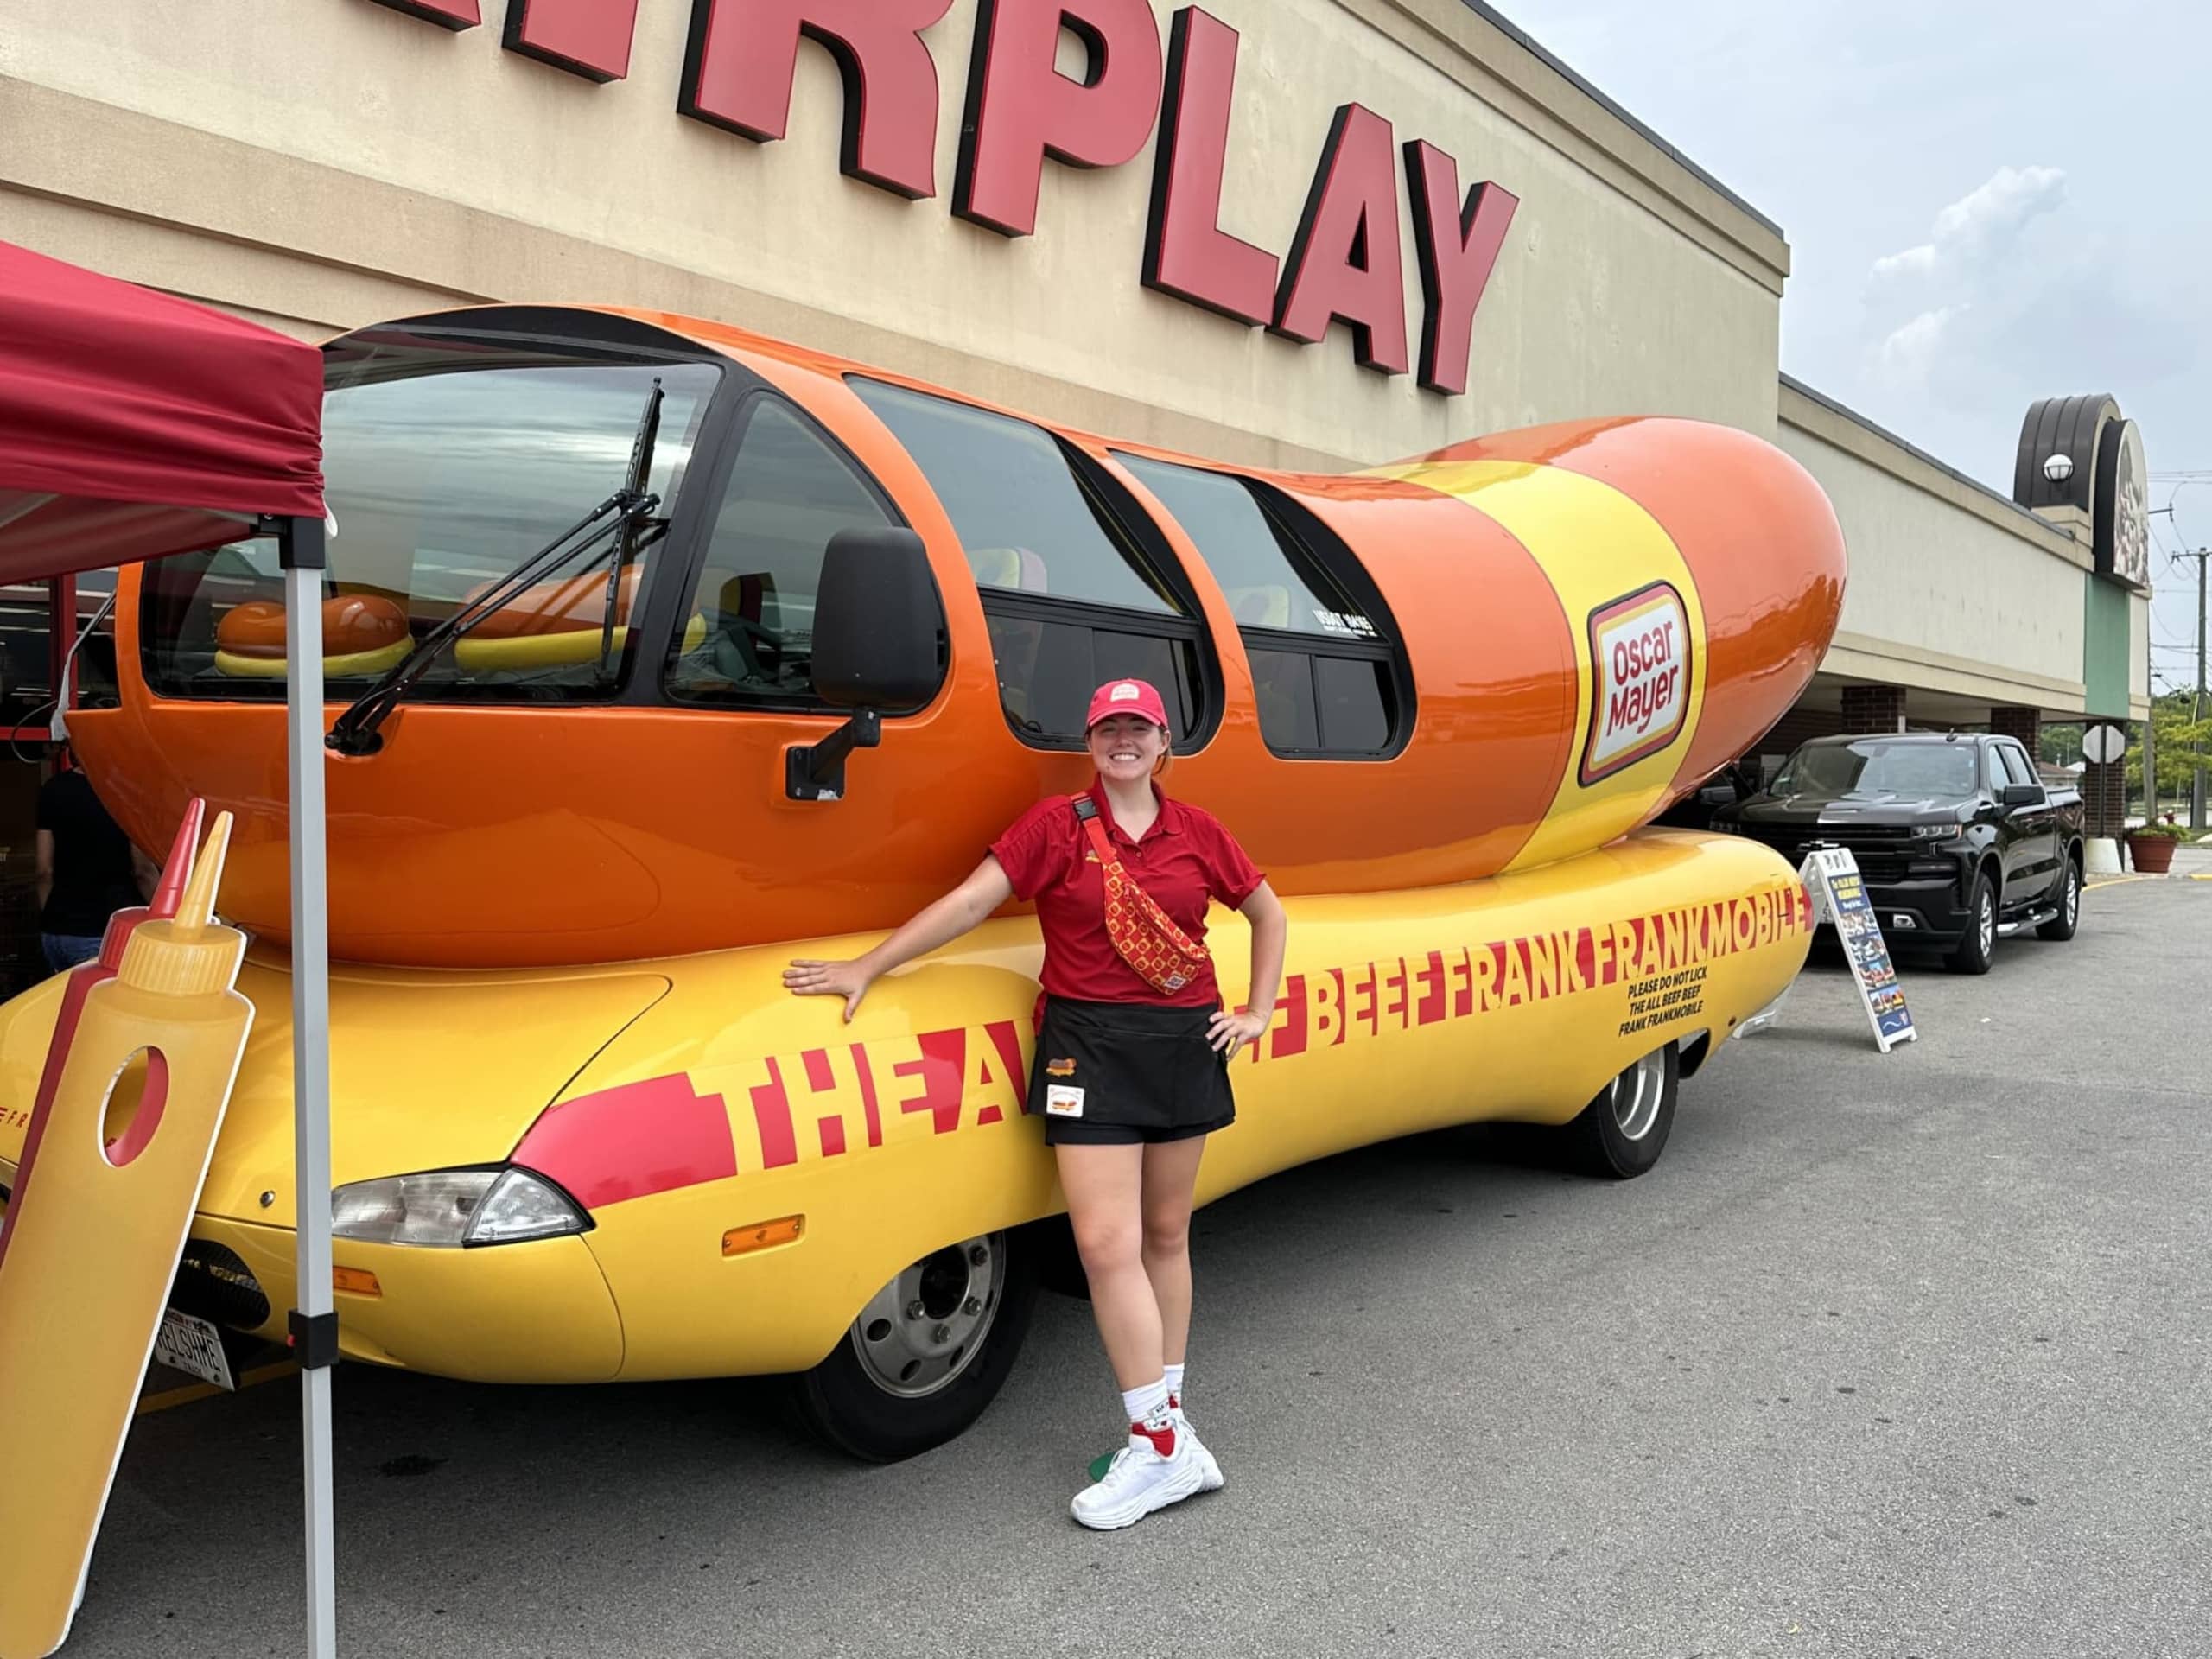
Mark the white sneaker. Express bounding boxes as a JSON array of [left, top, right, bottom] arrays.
[[1173, 1401, 1225, 1493], [1071, 1409, 1205, 1530]]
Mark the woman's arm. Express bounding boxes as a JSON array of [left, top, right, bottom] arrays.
[[1207, 880, 1287, 1056], [35, 829, 54, 912], [784, 855, 1017, 1022]]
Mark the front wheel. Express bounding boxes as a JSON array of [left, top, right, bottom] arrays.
[[1566, 1044, 1679, 1179], [789, 1228, 1040, 1462], [2037, 858, 2082, 941], [1946, 869, 1997, 975]]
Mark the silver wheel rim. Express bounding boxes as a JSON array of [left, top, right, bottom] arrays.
[[849, 1233, 1003, 1399], [1978, 889, 1995, 958], [1610, 1050, 1668, 1141], [2065, 868, 2079, 927]]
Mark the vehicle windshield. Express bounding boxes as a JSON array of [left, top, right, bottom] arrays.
[[1772, 741, 1979, 798], [140, 339, 719, 702]]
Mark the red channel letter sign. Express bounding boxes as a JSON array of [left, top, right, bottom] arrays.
[[366, 0, 1522, 396]]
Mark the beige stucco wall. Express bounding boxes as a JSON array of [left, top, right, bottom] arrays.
[[1779, 383, 2100, 715], [0, 0, 1784, 471]]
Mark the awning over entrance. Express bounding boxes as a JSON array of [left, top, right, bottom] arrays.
[[0, 238, 324, 582]]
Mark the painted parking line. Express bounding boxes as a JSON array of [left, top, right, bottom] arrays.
[[2087, 875, 2160, 889], [137, 1359, 297, 1417]]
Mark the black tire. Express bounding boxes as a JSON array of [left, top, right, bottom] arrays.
[[1567, 1044, 1679, 1179], [2037, 855, 2082, 941], [1946, 868, 1998, 975], [789, 1228, 1039, 1463]]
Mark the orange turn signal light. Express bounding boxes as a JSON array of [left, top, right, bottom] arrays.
[[722, 1215, 805, 1258], [332, 1267, 383, 1298]]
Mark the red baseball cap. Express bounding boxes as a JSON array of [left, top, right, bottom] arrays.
[[1085, 677, 1170, 731]]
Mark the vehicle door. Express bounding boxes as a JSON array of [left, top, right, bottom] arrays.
[[1993, 741, 2056, 904]]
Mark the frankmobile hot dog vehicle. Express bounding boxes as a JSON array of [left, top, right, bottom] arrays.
[[0, 304, 1845, 1459]]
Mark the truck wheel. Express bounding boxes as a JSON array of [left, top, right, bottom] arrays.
[[790, 1229, 1039, 1463], [2037, 856, 2082, 941], [1567, 1045, 1678, 1179], [1946, 869, 1997, 975]]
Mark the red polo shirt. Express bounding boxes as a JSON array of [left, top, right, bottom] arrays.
[[990, 779, 1264, 1007]]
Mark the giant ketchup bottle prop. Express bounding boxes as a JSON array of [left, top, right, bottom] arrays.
[[0, 809, 255, 1659]]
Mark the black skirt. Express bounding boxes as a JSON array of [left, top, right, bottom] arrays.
[[1027, 996, 1237, 1146]]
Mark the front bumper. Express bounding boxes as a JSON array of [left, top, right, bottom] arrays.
[[1856, 875, 1973, 946], [184, 1215, 626, 1383]]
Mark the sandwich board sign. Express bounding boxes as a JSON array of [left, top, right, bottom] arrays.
[[1799, 846, 1916, 1052]]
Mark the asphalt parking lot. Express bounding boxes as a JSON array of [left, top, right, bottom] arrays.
[[67, 870, 2212, 1659]]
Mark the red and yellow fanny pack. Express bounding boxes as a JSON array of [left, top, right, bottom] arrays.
[[1072, 796, 1211, 995]]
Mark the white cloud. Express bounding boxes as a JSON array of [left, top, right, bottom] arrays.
[[1868, 164, 2067, 293], [1878, 305, 1967, 385]]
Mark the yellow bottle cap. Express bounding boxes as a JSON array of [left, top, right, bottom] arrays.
[[118, 813, 243, 998]]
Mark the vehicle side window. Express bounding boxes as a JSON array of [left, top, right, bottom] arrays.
[[1112, 453, 1408, 759], [1998, 743, 2040, 790], [665, 397, 937, 709], [1983, 744, 2008, 792], [850, 378, 1211, 747]]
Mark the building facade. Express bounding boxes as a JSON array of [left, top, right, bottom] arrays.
[[0, 0, 2155, 983]]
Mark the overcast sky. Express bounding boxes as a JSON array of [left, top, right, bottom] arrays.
[[1500, 0, 2209, 699]]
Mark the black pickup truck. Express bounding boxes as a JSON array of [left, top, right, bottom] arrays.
[[1711, 732, 2085, 973]]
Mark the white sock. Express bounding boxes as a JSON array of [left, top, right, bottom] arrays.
[[1164, 1363, 1186, 1408], [1121, 1377, 1171, 1427]]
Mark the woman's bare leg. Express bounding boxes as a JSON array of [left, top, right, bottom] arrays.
[[1139, 1135, 1208, 1370], [1056, 1142, 1163, 1390]]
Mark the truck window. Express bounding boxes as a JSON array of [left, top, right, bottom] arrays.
[[850, 379, 1212, 747], [664, 396, 941, 710], [141, 342, 721, 703], [1997, 742, 2040, 791], [1112, 453, 1406, 758]]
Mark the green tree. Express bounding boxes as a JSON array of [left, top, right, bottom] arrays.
[[2127, 690, 2212, 812]]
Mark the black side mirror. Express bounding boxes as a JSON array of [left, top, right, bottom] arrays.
[[2000, 784, 2043, 808], [789, 527, 943, 801]]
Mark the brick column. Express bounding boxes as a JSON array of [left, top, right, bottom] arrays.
[[2082, 757, 2128, 838], [1989, 705, 2042, 753], [1840, 683, 1908, 734]]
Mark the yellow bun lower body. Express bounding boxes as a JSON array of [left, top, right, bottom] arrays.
[[213, 638, 412, 680], [452, 615, 706, 674]]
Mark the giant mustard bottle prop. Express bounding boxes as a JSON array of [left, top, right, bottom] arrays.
[[0, 811, 254, 1659]]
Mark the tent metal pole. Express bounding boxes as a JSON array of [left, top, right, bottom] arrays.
[[281, 514, 339, 1659]]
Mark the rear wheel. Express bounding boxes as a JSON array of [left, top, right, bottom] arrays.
[[1946, 869, 1997, 974], [2037, 856, 2082, 941], [790, 1229, 1039, 1462], [1567, 1045, 1679, 1179]]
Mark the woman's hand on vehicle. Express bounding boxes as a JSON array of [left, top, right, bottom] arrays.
[[1206, 1007, 1271, 1058], [784, 957, 874, 1022]]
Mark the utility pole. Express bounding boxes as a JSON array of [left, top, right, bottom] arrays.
[[2194, 549, 2209, 831]]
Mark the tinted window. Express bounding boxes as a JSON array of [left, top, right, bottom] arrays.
[[851, 380, 1181, 614], [1998, 743, 2039, 789], [1113, 453, 1403, 759], [666, 397, 918, 708], [143, 345, 719, 701], [1777, 741, 1978, 796], [1115, 454, 1373, 639], [985, 613, 1203, 743], [1314, 657, 1392, 751]]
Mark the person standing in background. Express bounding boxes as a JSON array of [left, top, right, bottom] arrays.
[[35, 760, 154, 975]]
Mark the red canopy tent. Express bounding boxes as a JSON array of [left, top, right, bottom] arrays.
[[0, 238, 338, 1655], [0, 238, 324, 580]]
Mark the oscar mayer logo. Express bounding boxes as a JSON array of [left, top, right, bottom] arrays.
[[1581, 582, 1691, 785]]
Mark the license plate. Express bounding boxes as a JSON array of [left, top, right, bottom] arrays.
[[154, 1307, 236, 1391]]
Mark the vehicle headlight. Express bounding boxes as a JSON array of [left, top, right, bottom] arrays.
[[331, 1167, 590, 1248], [1909, 825, 1963, 841]]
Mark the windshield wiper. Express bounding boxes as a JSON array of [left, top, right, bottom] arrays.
[[327, 380, 669, 758], [598, 378, 665, 675]]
